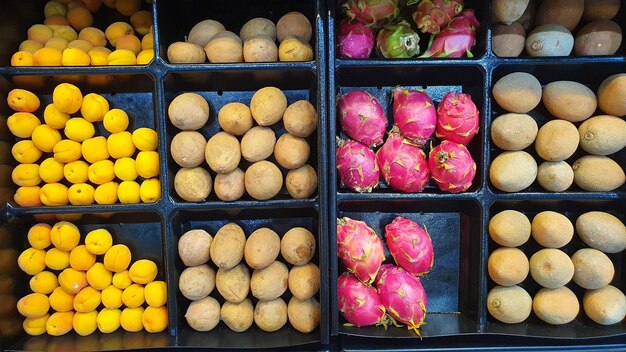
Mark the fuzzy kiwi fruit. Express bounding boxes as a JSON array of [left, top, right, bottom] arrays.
[[576, 211, 626, 253], [492, 22, 526, 57], [533, 286, 580, 325], [571, 248, 615, 289], [583, 285, 626, 325], [542, 81, 597, 122], [529, 248, 574, 288], [572, 156, 625, 192], [488, 247, 529, 286], [492, 72, 542, 113], [487, 285, 532, 324], [489, 210, 531, 247], [578, 115, 626, 156], [575, 20, 622, 56]]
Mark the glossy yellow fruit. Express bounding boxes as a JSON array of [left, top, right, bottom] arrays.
[[46, 311, 74, 336], [94, 182, 119, 205], [73, 310, 98, 336], [46, 37, 69, 51], [7, 112, 41, 138], [68, 183, 95, 205], [53, 83, 83, 114], [11, 51, 35, 66], [64, 117, 95, 142], [88, 159, 115, 185], [107, 131, 135, 159], [136, 49, 154, 64], [108, 49, 137, 65], [58, 267, 88, 294], [129, 259, 157, 284], [112, 270, 132, 289], [53, 139, 82, 163], [53, 26, 78, 42], [78, 27, 107, 47], [131, 127, 158, 151], [44, 247, 70, 270], [85, 228, 113, 255], [40, 183, 69, 206], [104, 244, 132, 272], [69, 245, 96, 271], [105, 22, 134, 46], [135, 151, 159, 178], [87, 262, 113, 290], [81, 93, 109, 122], [49, 286, 75, 312], [101, 284, 123, 309], [142, 306, 167, 333], [64, 160, 89, 184], [43, 103, 70, 129], [67, 39, 93, 52], [62, 47, 91, 66], [74, 286, 101, 312], [97, 308, 122, 333], [50, 221, 80, 251], [122, 283, 145, 308], [20, 39, 44, 53], [34, 47, 63, 66], [32, 124, 62, 152], [7, 89, 40, 112], [120, 307, 145, 332], [144, 281, 167, 308], [18, 247, 47, 275], [11, 163, 41, 187], [27, 223, 52, 249], [88, 46, 111, 65], [23, 314, 49, 336], [39, 157, 65, 183], [81, 136, 110, 163], [30, 271, 58, 294], [17, 293, 50, 318], [117, 180, 140, 204], [114, 157, 137, 181], [28, 24, 53, 44], [12, 140, 43, 164], [140, 178, 161, 203], [103, 108, 129, 133]]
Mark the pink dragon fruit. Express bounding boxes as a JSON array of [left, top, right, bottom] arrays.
[[338, 272, 388, 327], [337, 217, 386, 285], [435, 92, 479, 145], [376, 129, 431, 193], [384, 216, 434, 276], [375, 21, 420, 59], [336, 138, 380, 193], [337, 90, 387, 148], [419, 9, 480, 58], [428, 140, 476, 193], [343, 0, 400, 28], [392, 88, 436, 146], [338, 20, 376, 59], [375, 264, 428, 334], [410, 0, 464, 34]]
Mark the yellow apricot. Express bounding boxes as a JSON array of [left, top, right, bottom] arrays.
[[7, 89, 40, 113], [88, 159, 115, 184], [84, 228, 113, 255], [18, 247, 46, 275], [7, 112, 41, 138], [17, 293, 50, 318], [142, 306, 167, 333], [20, 39, 44, 53], [101, 285, 123, 309], [43, 103, 70, 129], [78, 27, 107, 47], [11, 163, 41, 187], [94, 182, 119, 205], [131, 127, 158, 151], [45, 37, 69, 51], [50, 221, 80, 251], [49, 286, 75, 312], [40, 183, 69, 206], [141, 32, 153, 51], [103, 108, 129, 133], [30, 271, 59, 294], [74, 286, 101, 312], [88, 47, 111, 65], [87, 262, 113, 290], [28, 24, 54, 44], [120, 306, 144, 332], [108, 49, 137, 65], [107, 131, 136, 158], [121, 283, 144, 308], [53, 83, 83, 114], [81, 136, 109, 163], [128, 259, 157, 284], [64, 160, 89, 184], [73, 310, 98, 336], [58, 268, 88, 294], [140, 178, 161, 203], [116, 0, 140, 16], [114, 157, 137, 181], [67, 6, 93, 31], [14, 186, 43, 207], [28, 223, 52, 250], [10, 135, 39, 161], [130, 10, 152, 35], [135, 151, 159, 178], [81, 93, 109, 122], [53, 26, 78, 42], [112, 270, 132, 289], [62, 47, 90, 66], [11, 51, 35, 66], [69, 245, 96, 271], [64, 117, 95, 142], [68, 183, 95, 205], [118, 180, 141, 204], [45, 1, 67, 18], [46, 311, 74, 336], [53, 139, 82, 163], [115, 35, 141, 55], [45, 247, 70, 270], [144, 281, 166, 307], [97, 308, 121, 333], [33, 47, 63, 66], [136, 49, 154, 64], [67, 39, 93, 52], [105, 22, 134, 46], [32, 125, 62, 153], [104, 244, 132, 272], [39, 157, 65, 183], [45, 14, 71, 27], [23, 314, 49, 336]]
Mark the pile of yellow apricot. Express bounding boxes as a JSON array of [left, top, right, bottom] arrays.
[[11, 0, 154, 67], [17, 221, 168, 336], [8, 82, 161, 206]]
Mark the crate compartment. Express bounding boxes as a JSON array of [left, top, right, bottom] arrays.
[[331, 65, 486, 195], [163, 69, 322, 204], [489, 63, 626, 194], [169, 207, 328, 348], [2, 211, 171, 351], [332, 199, 482, 338], [486, 199, 625, 339]]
